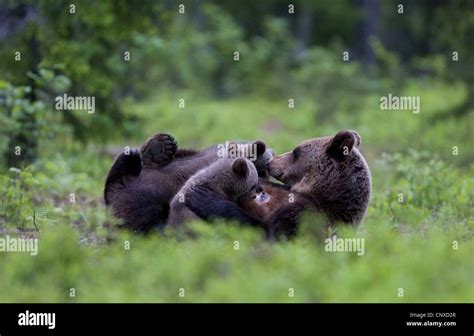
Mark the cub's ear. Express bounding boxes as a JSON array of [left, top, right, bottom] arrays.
[[232, 158, 249, 178], [350, 130, 361, 148], [253, 140, 266, 157], [326, 130, 356, 160]]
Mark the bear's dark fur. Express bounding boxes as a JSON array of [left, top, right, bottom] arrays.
[[104, 133, 272, 232]]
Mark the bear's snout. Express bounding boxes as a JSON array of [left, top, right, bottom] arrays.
[[264, 149, 276, 166], [268, 156, 287, 181]]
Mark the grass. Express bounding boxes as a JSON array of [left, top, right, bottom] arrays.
[[0, 78, 473, 302]]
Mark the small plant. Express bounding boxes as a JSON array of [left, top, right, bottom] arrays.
[[0, 166, 38, 229]]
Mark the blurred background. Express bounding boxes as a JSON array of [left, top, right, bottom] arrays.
[[0, 0, 472, 302], [1, 0, 473, 163]]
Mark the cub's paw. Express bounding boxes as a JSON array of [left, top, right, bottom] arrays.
[[104, 149, 141, 205], [140, 133, 177, 167]]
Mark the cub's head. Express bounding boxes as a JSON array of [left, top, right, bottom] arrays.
[[268, 130, 370, 223], [222, 157, 259, 201]]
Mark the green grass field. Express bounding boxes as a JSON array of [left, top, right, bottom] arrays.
[[0, 80, 473, 302]]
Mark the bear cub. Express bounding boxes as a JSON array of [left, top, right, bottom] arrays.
[[168, 157, 259, 227]]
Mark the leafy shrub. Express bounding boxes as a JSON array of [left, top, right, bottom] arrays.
[[0, 68, 71, 167]]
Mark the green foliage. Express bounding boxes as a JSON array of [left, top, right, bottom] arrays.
[[0, 69, 71, 166], [242, 17, 296, 96], [293, 46, 373, 122], [0, 82, 41, 165], [0, 0, 158, 141], [376, 151, 473, 236], [0, 166, 39, 229]]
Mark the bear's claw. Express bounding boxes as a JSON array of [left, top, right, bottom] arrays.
[[140, 133, 178, 167]]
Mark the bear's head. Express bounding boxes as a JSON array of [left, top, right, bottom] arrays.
[[268, 130, 371, 224]]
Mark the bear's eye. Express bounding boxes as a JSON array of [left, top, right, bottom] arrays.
[[292, 147, 300, 161]]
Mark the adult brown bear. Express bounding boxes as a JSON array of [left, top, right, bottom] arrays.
[[186, 130, 372, 238]]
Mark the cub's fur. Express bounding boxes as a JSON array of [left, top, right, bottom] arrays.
[[168, 157, 259, 227]]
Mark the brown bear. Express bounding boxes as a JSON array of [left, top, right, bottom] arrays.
[[104, 133, 272, 232], [167, 157, 259, 227], [186, 130, 371, 238]]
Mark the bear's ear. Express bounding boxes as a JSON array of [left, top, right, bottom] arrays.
[[350, 130, 361, 148], [253, 140, 266, 157], [326, 130, 356, 160], [232, 158, 249, 178]]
